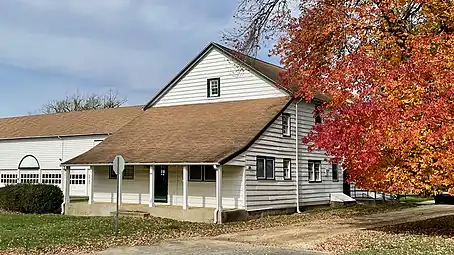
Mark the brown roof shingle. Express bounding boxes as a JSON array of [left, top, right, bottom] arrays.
[[65, 97, 291, 165], [0, 106, 143, 140]]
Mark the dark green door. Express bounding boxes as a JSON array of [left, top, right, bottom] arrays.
[[155, 165, 168, 203]]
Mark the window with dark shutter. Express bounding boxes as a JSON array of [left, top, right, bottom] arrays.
[[207, 78, 220, 97]]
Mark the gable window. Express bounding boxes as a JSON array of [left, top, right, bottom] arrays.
[[282, 113, 291, 137], [332, 164, 339, 181], [283, 159, 291, 180], [207, 78, 220, 97], [308, 160, 322, 182], [256, 156, 275, 180], [109, 165, 135, 180], [314, 109, 322, 124], [189, 165, 216, 182]]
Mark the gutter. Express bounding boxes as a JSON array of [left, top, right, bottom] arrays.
[[295, 98, 302, 213]]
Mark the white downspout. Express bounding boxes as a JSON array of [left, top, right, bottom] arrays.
[[213, 164, 223, 224], [295, 99, 301, 213]]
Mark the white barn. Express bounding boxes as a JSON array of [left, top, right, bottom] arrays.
[[0, 106, 142, 196], [62, 43, 346, 222]]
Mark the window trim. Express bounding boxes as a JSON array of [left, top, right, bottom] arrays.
[[308, 160, 322, 183], [332, 163, 339, 182], [207, 78, 221, 98], [282, 113, 291, 137], [256, 156, 275, 180], [109, 165, 135, 180], [283, 158, 292, 180]]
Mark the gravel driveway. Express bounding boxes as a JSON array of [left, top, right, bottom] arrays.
[[92, 240, 323, 255]]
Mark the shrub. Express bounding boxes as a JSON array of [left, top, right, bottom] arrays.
[[0, 184, 63, 214]]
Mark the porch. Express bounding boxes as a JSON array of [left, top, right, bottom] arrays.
[[61, 164, 247, 223]]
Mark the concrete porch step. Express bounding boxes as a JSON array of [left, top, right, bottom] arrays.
[[109, 210, 150, 218]]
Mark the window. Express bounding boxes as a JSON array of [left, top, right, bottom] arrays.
[[207, 78, 220, 97], [0, 173, 17, 184], [109, 165, 134, 180], [256, 157, 275, 180], [282, 113, 291, 137], [20, 173, 39, 184], [332, 164, 339, 181], [189, 165, 203, 181], [283, 159, 291, 180], [314, 109, 322, 124], [70, 174, 86, 185], [189, 165, 216, 182], [308, 160, 322, 182], [42, 173, 61, 184]]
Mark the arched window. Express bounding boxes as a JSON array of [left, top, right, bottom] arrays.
[[18, 155, 40, 169]]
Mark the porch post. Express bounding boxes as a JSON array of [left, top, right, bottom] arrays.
[[61, 166, 70, 214], [215, 165, 223, 224], [88, 166, 95, 204], [182, 165, 188, 210], [149, 165, 155, 207]]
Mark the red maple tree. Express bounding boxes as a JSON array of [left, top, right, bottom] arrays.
[[231, 0, 454, 194]]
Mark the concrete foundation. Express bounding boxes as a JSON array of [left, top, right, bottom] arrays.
[[66, 203, 215, 223]]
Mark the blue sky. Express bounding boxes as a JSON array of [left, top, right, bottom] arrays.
[[0, 0, 279, 117]]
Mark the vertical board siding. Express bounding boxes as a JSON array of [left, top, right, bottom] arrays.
[[297, 102, 343, 206], [154, 48, 287, 107], [245, 104, 297, 211], [93, 165, 244, 209]]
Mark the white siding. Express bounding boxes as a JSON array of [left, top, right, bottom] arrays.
[[0, 135, 106, 196], [154, 48, 287, 107], [93, 165, 244, 209], [93, 165, 150, 204], [297, 102, 343, 206], [245, 104, 297, 211], [0, 135, 106, 170], [244, 101, 343, 211]]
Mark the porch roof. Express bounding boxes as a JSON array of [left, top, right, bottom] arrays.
[[64, 97, 291, 165]]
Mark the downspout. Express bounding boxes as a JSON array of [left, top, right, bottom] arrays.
[[295, 99, 302, 213], [213, 164, 222, 224]]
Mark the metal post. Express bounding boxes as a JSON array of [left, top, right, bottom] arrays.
[[115, 174, 119, 235]]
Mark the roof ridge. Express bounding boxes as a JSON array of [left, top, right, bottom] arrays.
[[0, 105, 143, 120], [212, 42, 285, 71]]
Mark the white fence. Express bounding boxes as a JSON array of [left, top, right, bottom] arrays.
[[0, 169, 88, 196]]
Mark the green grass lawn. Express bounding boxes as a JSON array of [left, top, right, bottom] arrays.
[[0, 202, 421, 254]]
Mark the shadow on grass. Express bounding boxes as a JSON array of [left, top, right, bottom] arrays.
[[369, 215, 454, 237]]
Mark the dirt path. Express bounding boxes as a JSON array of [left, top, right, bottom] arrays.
[[213, 204, 454, 250]]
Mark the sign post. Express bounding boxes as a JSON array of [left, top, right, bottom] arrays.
[[113, 155, 125, 235]]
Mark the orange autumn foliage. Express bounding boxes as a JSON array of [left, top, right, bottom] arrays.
[[274, 0, 454, 194]]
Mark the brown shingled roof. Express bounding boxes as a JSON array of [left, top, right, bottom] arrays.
[[0, 106, 143, 140], [65, 97, 291, 165]]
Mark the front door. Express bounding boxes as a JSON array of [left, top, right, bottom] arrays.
[[155, 165, 168, 203]]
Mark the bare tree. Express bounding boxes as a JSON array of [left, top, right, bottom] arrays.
[[41, 89, 127, 114], [222, 0, 292, 55]]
